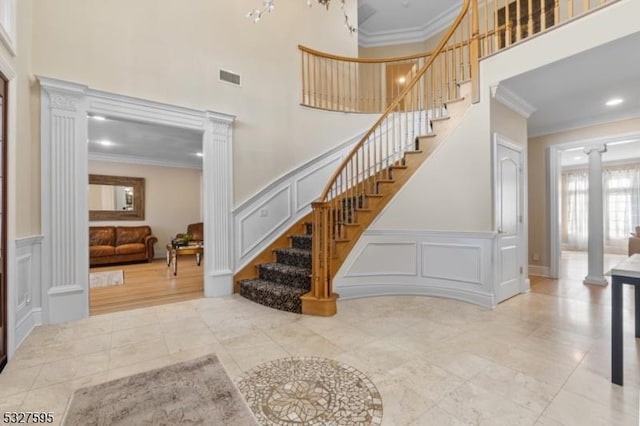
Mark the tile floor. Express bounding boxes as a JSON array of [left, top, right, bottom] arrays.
[[0, 252, 638, 425]]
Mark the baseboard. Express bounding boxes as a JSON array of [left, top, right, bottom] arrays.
[[528, 265, 550, 277], [14, 308, 42, 351]]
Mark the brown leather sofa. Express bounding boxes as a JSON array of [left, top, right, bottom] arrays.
[[90, 226, 157, 266]]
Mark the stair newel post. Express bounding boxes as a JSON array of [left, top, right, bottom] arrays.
[[470, 0, 480, 103], [302, 201, 338, 316]]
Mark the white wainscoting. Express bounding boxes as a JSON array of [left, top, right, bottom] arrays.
[[13, 236, 43, 353], [334, 230, 498, 308], [233, 131, 365, 271]]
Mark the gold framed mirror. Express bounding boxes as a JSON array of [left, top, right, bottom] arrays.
[[89, 174, 145, 221]]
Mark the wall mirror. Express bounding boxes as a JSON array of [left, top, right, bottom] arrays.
[[89, 174, 145, 221]]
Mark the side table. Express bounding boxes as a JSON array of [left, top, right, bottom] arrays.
[[609, 254, 640, 386], [166, 243, 204, 276]]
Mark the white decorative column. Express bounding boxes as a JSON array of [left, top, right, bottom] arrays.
[[584, 144, 608, 286], [39, 77, 90, 323], [203, 112, 235, 297]]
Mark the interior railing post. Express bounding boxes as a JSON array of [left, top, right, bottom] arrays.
[[471, 0, 480, 103]]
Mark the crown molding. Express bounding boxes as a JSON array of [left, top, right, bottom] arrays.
[[88, 152, 202, 170], [529, 108, 640, 138], [358, 2, 461, 48], [491, 84, 537, 119]]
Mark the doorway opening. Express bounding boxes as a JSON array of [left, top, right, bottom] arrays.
[[86, 116, 205, 315], [550, 137, 640, 280]]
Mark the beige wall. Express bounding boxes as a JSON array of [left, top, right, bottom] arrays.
[[89, 161, 202, 258], [2, 0, 38, 238], [528, 117, 640, 270], [490, 98, 527, 147], [31, 0, 375, 207]]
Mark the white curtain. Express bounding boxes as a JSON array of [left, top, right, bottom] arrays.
[[603, 166, 640, 253], [562, 171, 589, 251], [562, 165, 640, 254]]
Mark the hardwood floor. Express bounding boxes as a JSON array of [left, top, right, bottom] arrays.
[[89, 258, 204, 316]]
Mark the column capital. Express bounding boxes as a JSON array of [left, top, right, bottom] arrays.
[[584, 144, 607, 155]]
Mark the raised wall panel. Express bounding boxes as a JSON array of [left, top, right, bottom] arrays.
[[13, 236, 43, 353], [421, 243, 482, 285], [334, 230, 497, 308], [346, 242, 417, 277], [16, 254, 30, 310], [239, 186, 292, 257], [233, 130, 365, 272], [295, 158, 341, 212]]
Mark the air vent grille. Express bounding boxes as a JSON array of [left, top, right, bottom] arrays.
[[219, 69, 241, 86]]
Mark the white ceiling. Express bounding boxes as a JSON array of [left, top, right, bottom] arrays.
[[88, 117, 203, 169], [358, 0, 459, 47], [500, 31, 640, 137]]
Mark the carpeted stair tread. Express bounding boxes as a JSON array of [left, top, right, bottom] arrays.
[[290, 234, 312, 251], [274, 248, 312, 269], [238, 278, 306, 313], [258, 263, 310, 290]]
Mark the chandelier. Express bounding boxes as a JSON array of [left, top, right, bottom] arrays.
[[247, 0, 356, 34]]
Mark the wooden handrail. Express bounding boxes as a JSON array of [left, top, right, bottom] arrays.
[[298, 44, 433, 64], [318, 0, 472, 202]]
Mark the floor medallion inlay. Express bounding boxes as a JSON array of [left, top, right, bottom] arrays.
[[236, 357, 383, 425]]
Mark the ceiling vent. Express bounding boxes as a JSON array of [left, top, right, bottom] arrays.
[[219, 68, 241, 87]]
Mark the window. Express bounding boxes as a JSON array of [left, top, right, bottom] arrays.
[[0, 0, 16, 55], [561, 165, 640, 253]]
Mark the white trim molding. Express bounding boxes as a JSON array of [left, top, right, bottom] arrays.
[[233, 130, 365, 272], [0, 0, 16, 55], [358, 2, 461, 48], [38, 75, 235, 322], [334, 229, 498, 308], [491, 84, 537, 119]]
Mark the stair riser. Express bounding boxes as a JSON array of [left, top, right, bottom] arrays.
[[258, 266, 310, 290], [239, 285, 302, 314], [291, 235, 312, 251], [275, 250, 312, 269]]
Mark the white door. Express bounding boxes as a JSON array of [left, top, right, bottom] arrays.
[[495, 136, 524, 303]]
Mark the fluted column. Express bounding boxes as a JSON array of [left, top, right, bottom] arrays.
[[583, 144, 608, 286], [203, 112, 235, 297], [39, 77, 90, 323]]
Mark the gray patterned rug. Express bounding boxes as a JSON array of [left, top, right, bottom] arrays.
[[62, 354, 257, 426], [236, 357, 383, 425]]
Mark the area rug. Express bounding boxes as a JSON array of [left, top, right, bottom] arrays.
[[236, 357, 383, 425], [89, 270, 124, 288], [62, 354, 257, 426]]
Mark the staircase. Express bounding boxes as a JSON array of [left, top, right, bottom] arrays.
[[238, 223, 313, 313], [235, 0, 616, 315]]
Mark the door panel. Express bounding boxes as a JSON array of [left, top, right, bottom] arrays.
[[0, 73, 7, 372], [496, 139, 523, 303]]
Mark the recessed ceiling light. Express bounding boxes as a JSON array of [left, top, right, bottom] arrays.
[[605, 98, 624, 107], [196, 152, 203, 157], [99, 140, 113, 147], [91, 115, 107, 121]]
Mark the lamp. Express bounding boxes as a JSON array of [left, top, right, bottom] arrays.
[[247, 0, 356, 34]]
